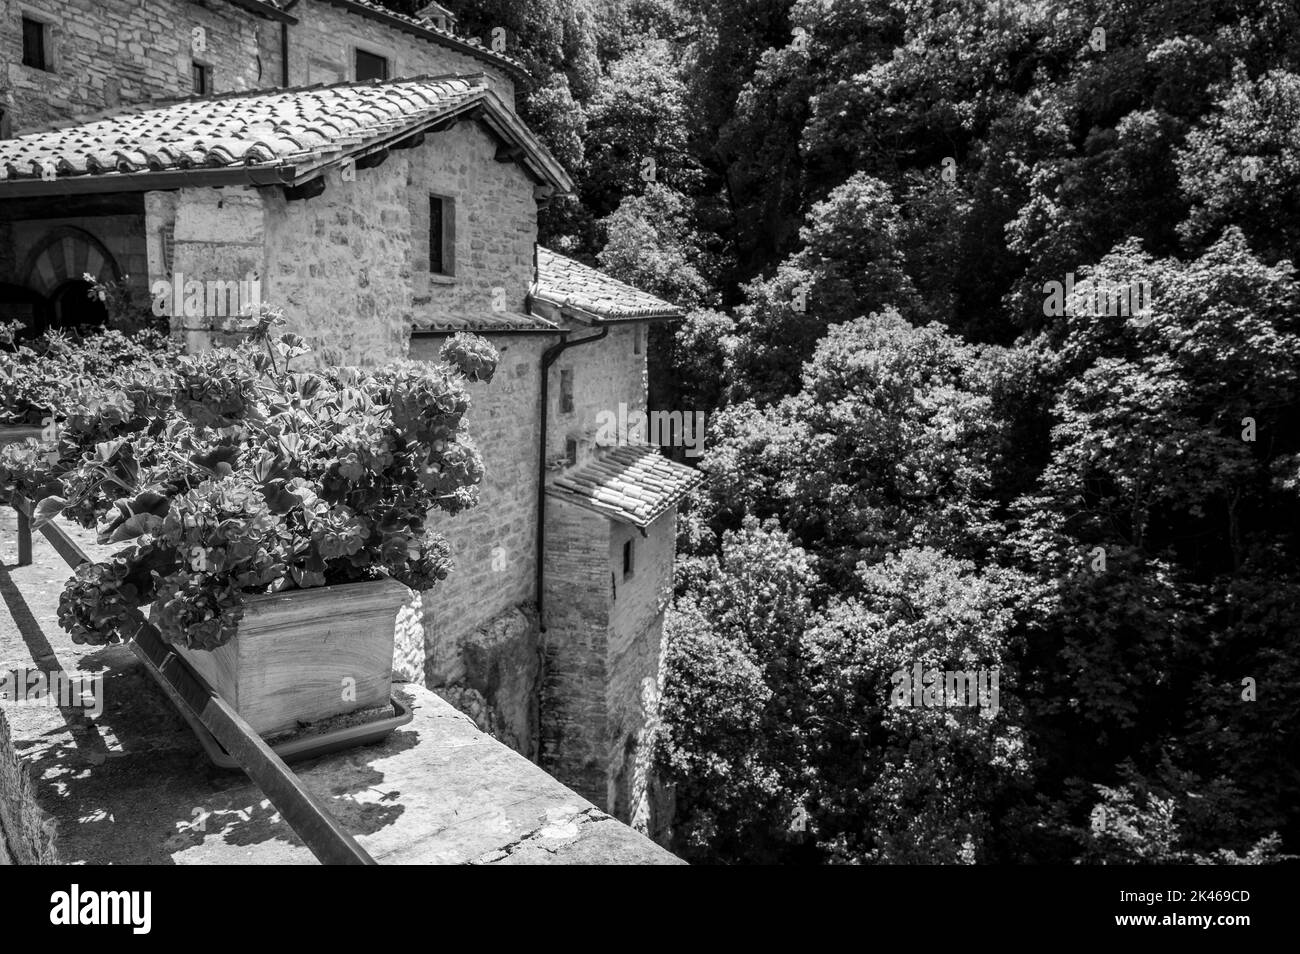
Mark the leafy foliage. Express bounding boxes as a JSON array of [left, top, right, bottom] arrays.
[[5, 310, 496, 653]]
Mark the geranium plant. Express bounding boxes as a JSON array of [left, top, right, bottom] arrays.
[[23, 306, 497, 652]]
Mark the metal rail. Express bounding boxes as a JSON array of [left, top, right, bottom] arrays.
[[8, 493, 377, 865]]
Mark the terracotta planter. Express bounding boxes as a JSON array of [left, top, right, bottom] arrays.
[[170, 577, 410, 737]]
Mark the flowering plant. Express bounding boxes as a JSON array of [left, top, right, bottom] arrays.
[[17, 306, 496, 651]]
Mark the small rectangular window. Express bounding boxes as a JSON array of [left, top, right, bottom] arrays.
[[22, 17, 49, 71], [634, 325, 642, 355], [429, 196, 454, 275], [355, 48, 389, 82], [192, 62, 211, 95], [565, 437, 578, 467], [623, 540, 634, 579], [560, 369, 574, 414]]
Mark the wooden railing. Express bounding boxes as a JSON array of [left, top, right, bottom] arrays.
[[8, 493, 377, 865]]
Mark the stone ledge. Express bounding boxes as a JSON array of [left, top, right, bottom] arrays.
[[0, 508, 681, 865]]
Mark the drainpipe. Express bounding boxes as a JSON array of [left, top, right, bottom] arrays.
[[536, 324, 608, 632], [280, 21, 290, 87]]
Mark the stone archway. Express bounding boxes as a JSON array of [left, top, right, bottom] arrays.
[[21, 226, 120, 297], [19, 227, 120, 333]]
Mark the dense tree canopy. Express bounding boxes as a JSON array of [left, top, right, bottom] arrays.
[[382, 0, 1300, 864]]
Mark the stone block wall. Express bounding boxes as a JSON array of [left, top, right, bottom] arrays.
[[546, 325, 646, 472], [1, 0, 277, 134], [606, 511, 675, 823], [0, 709, 58, 864], [263, 162, 412, 366], [4, 213, 148, 299], [405, 122, 537, 326], [408, 331, 549, 756], [540, 499, 611, 805], [160, 186, 268, 353], [288, 1, 516, 105], [258, 120, 537, 367]]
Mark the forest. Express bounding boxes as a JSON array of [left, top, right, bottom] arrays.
[[386, 0, 1300, 864]]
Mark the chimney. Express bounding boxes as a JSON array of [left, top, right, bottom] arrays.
[[415, 2, 457, 32]]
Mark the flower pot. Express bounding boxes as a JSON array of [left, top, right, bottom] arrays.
[[170, 577, 411, 738]]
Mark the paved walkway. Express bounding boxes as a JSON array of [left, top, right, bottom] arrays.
[[0, 507, 678, 864]]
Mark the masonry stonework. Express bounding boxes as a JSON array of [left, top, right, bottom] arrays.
[[540, 500, 612, 805], [546, 326, 648, 472], [263, 164, 411, 366], [287, 2, 516, 105], [2, 0, 276, 134], [405, 123, 537, 325], [1, 213, 148, 299], [607, 512, 675, 824], [407, 331, 548, 756]]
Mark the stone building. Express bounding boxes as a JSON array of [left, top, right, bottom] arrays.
[[0, 0, 700, 826]]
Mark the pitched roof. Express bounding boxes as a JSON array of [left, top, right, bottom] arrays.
[[413, 310, 559, 335], [318, 0, 529, 81], [0, 75, 573, 197], [547, 445, 704, 529], [532, 247, 685, 322]]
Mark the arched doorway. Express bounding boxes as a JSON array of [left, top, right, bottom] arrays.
[[48, 278, 109, 330], [18, 226, 120, 335]]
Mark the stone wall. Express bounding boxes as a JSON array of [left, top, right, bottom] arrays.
[[405, 122, 537, 326], [1, 0, 277, 134], [546, 325, 646, 472], [163, 186, 268, 353], [407, 331, 549, 756], [540, 499, 611, 805], [607, 511, 675, 825], [0, 709, 58, 864], [3, 213, 148, 300], [288, 1, 516, 105], [263, 164, 411, 366], [258, 120, 537, 367]]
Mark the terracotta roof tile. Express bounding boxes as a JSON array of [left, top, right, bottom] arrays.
[[0, 75, 572, 194], [0, 75, 481, 181], [547, 444, 703, 529], [414, 311, 560, 334], [532, 247, 684, 322]]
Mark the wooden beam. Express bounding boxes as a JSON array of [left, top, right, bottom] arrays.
[[284, 176, 326, 201], [390, 131, 425, 151], [0, 191, 145, 221], [354, 147, 389, 170]]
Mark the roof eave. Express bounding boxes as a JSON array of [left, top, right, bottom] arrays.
[[0, 84, 574, 199], [529, 290, 684, 324], [475, 89, 575, 194], [0, 163, 296, 198], [545, 486, 655, 530]]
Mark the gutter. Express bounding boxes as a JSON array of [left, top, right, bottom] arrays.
[[0, 164, 297, 198], [535, 325, 608, 632]]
